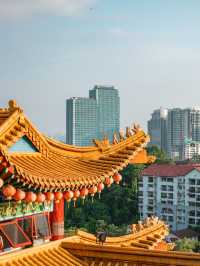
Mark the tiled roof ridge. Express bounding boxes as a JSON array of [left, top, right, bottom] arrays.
[[74, 216, 169, 250], [142, 163, 200, 177], [0, 100, 149, 159], [0, 100, 152, 191]]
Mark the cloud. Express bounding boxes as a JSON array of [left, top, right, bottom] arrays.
[[0, 0, 96, 19]]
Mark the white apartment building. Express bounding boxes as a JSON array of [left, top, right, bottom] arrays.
[[139, 164, 200, 231], [182, 139, 200, 160]]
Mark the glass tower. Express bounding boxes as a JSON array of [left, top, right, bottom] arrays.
[[89, 85, 120, 141], [66, 97, 97, 146], [66, 86, 120, 146], [148, 108, 168, 153]]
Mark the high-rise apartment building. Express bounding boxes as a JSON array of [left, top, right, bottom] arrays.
[[148, 107, 200, 160], [139, 164, 200, 231], [148, 108, 168, 153], [182, 139, 200, 160], [167, 108, 190, 159], [66, 97, 97, 146], [89, 85, 120, 141], [167, 108, 200, 159], [66, 86, 120, 146]]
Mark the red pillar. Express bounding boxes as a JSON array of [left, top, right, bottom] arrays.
[[50, 198, 64, 240]]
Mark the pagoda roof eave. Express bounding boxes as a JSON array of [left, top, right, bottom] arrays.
[[0, 100, 153, 191]]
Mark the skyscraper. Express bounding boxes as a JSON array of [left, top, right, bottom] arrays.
[[66, 97, 97, 146], [66, 86, 120, 146], [167, 108, 190, 159], [148, 107, 200, 160], [148, 108, 168, 153], [167, 108, 200, 159], [89, 85, 120, 141]]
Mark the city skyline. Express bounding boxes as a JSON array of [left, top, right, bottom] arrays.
[[1, 1, 200, 136]]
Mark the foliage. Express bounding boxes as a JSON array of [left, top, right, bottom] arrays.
[[64, 164, 145, 235], [146, 145, 174, 164], [174, 238, 200, 252], [121, 164, 145, 190]]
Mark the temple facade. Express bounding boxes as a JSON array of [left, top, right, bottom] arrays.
[[0, 100, 152, 252]]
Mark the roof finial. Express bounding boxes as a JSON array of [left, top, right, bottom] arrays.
[[119, 129, 125, 141], [112, 132, 119, 144], [8, 100, 22, 112]]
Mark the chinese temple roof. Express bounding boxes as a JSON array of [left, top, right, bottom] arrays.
[[0, 239, 86, 266], [1, 243, 200, 266], [67, 217, 171, 250], [1, 217, 200, 266], [0, 100, 153, 192]]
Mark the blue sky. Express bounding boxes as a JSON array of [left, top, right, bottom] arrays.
[[1, 0, 200, 137]]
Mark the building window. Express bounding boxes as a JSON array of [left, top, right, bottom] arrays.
[[0, 221, 31, 249], [148, 199, 154, 205], [189, 179, 196, 185], [161, 185, 167, 191], [168, 216, 173, 222], [148, 192, 153, 198], [161, 192, 167, 198], [189, 218, 195, 225], [148, 177, 153, 183], [189, 187, 195, 193], [197, 196, 200, 201], [168, 193, 173, 199], [189, 210, 195, 216], [139, 198, 143, 204], [147, 206, 154, 212]]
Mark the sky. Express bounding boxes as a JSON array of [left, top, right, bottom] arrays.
[[1, 0, 200, 137]]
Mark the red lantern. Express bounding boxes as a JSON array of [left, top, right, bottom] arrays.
[[45, 192, 54, 202], [73, 190, 80, 199], [89, 186, 97, 203], [113, 173, 122, 184], [89, 186, 97, 196], [13, 189, 26, 202], [97, 183, 104, 198], [0, 178, 4, 188], [54, 191, 63, 203], [64, 190, 74, 202], [105, 177, 114, 187], [36, 192, 46, 203], [25, 191, 37, 203], [64, 190, 74, 208], [97, 183, 104, 192], [73, 190, 80, 207], [80, 188, 89, 199], [80, 188, 89, 204], [2, 184, 16, 200]]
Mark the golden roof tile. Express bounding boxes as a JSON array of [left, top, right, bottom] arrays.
[[0, 100, 152, 191]]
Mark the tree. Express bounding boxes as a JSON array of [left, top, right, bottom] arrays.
[[146, 145, 174, 164], [64, 163, 146, 235], [174, 238, 198, 252]]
